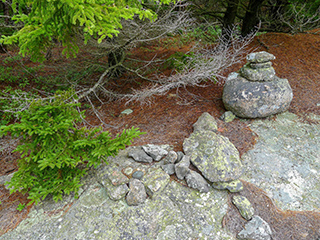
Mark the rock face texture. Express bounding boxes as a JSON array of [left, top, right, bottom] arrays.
[[1, 112, 320, 240], [222, 51, 293, 118], [241, 112, 320, 211]]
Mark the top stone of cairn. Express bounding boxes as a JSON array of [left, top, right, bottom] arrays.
[[246, 51, 275, 63]]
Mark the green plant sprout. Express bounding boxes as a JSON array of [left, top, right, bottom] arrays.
[[16, 203, 26, 211]]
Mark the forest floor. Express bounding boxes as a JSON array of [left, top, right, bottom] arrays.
[[0, 29, 320, 238]]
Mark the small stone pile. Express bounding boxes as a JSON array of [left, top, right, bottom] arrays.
[[95, 112, 273, 239], [222, 51, 293, 118]]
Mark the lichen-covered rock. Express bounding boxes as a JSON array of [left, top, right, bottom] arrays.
[[183, 131, 242, 182], [237, 215, 272, 240], [192, 112, 218, 132], [240, 65, 276, 82], [175, 155, 191, 180], [142, 144, 168, 161], [222, 76, 293, 118], [0, 150, 234, 240], [232, 195, 254, 220], [126, 178, 147, 206], [220, 111, 236, 123], [212, 179, 243, 193], [128, 147, 153, 163], [246, 51, 275, 63], [185, 170, 211, 193], [142, 167, 170, 199]]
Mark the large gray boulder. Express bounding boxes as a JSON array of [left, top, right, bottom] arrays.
[[222, 51, 293, 118], [183, 130, 242, 183], [223, 76, 293, 118]]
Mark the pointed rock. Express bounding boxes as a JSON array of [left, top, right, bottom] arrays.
[[128, 147, 153, 163], [193, 112, 218, 132], [175, 155, 191, 180], [142, 144, 168, 161]]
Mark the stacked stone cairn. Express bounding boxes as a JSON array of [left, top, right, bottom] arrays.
[[222, 51, 293, 118], [95, 112, 274, 239]]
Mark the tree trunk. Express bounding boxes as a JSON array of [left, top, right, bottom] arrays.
[[221, 0, 241, 42], [241, 0, 266, 36], [108, 49, 125, 77]]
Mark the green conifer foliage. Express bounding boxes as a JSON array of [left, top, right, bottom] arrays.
[[0, 0, 176, 62], [0, 90, 144, 205]]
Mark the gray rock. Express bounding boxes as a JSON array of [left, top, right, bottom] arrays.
[[175, 155, 191, 180], [250, 62, 272, 69], [193, 112, 218, 132], [163, 150, 178, 164], [237, 215, 272, 240], [0, 148, 235, 240], [226, 72, 239, 81], [142, 167, 170, 199], [220, 111, 236, 123], [106, 165, 129, 186], [96, 164, 129, 188], [241, 112, 320, 211], [142, 144, 168, 161], [128, 147, 153, 163], [161, 164, 175, 175], [246, 51, 275, 63], [240, 65, 276, 82], [176, 151, 185, 163], [212, 179, 243, 193], [185, 170, 211, 193], [132, 170, 144, 180], [232, 195, 254, 220], [126, 178, 147, 206], [222, 76, 293, 118], [183, 130, 242, 182], [107, 183, 130, 201]]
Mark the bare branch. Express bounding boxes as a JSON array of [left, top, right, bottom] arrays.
[[277, 4, 320, 33], [121, 27, 257, 104]]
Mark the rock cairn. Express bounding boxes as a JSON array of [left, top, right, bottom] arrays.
[[95, 112, 273, 239], [222, 51, 293, 118]]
